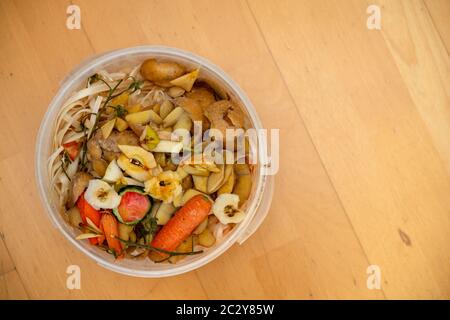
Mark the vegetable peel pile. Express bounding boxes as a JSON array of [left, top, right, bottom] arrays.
[[49, 58, 254, 263]]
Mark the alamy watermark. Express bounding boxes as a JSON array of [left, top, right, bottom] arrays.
[[66, 265, 81, 290], [66, 5, 81, 30], [366, 265, 381, 290], [167, 123, 279, 176], [366, 5, 381, 30]]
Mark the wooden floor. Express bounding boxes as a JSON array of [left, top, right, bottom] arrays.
[[0, 0, 449, 299]]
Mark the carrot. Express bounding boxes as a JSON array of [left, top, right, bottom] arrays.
[[100, 213, 123, 257], [151, 195, 212, 254], [96, 215, 106, 245], [76, 193, 102, 245], [62, 141, 80, 161]]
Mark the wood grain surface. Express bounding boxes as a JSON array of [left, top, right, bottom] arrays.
[[0, 0, 449, 299]]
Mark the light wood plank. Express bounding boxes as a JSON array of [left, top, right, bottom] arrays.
[[249, 0, 450, 298], [379, 0, 450, 176], [0, 270, 29, 300], [11, 0, 95, 85], [425, 0, 450, 54], [142, 272, 209, 299], [0, 237, 15, 275]]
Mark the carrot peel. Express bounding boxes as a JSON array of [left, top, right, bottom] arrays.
[[76, 193, 102, 245], [100, 213, 123, 257], [151, 195, 212, 255]]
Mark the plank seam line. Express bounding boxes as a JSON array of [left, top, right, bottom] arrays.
[[0, 241, 30, 299], [422, 0, 450, 58], [379, 0, 450, 183], [2, 235, 30, 298], [244, 0, 387, 299]]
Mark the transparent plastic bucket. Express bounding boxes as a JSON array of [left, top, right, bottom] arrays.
[[35, 46, 274, 277]]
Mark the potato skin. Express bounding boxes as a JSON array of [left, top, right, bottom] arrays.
[[92, 158, 108, 177], [233, 174, 252, 206], [140, 59, 185, 82]]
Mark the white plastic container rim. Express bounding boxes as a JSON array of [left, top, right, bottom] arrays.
[[35, 46, 274, 277]]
